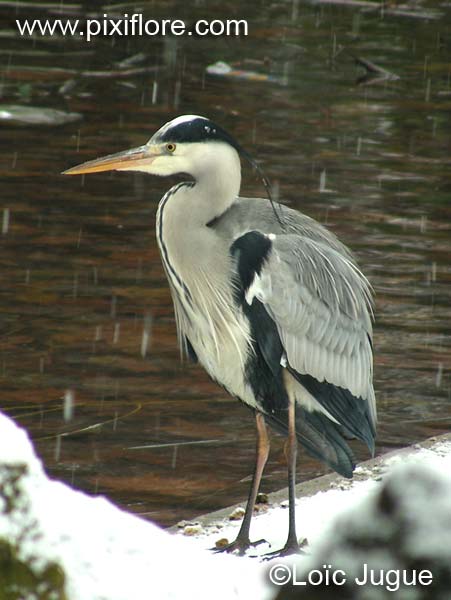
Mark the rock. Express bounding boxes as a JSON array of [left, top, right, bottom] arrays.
[[256, 493, 269, 504], [228, 507, 245, 521], [183, 524, 204, 536]]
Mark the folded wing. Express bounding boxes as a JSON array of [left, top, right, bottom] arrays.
[[231, 230, 376, 474]]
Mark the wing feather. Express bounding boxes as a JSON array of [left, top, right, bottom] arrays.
[[244, 233, 376, 433]]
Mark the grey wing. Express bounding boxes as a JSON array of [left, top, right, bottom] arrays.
[[243, 232, 376, 448], [212, 197, 356, 259]]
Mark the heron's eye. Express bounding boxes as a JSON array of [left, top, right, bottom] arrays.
[[166, 143, 176, 153]]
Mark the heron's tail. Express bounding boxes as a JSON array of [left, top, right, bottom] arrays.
[[265, 406, 356, 479]]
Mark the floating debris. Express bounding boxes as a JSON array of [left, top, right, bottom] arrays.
[[115, 52, 148, 69], [0, 104, 82, 126], [354, 56, 400, 86], [309, 0, 442, 19], [58, 79, 77, 96], [206, 61, 282, 84], [80, 66, 158, 79], [127, 439, 223, 450]]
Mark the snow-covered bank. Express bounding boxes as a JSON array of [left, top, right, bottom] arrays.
[[1, 410, 451, 599], [176, 436, 451, 559], [178, 435, 451, 598], [0, 412, 270, 600]]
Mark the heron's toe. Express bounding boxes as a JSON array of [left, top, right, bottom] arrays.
[[262, 537, 308, 560], [211, 535, 267, 556]]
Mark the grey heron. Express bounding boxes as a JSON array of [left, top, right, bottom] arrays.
[[63, 114, 376, 556]]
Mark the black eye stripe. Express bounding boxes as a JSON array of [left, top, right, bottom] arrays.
[[157, 117, 242, 152]]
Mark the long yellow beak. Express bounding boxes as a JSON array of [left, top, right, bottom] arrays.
[[62, 144, 155, 175]]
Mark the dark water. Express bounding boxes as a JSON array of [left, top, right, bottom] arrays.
[[0, 1, 450, 526]]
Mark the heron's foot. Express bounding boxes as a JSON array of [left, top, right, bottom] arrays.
[[262, 537, 308, 560], [212, 535, 268, 556]]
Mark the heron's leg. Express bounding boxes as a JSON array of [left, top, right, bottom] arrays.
[[213, 411, 270, 555], [283, 396, 300, 552], [263, 397, 304, 559]]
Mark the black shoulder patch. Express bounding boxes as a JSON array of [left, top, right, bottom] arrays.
[[230, 231, 286, 414], [155, 116, 242, 152], [243, 298, 288, 413], [230, 231, 272, 296]]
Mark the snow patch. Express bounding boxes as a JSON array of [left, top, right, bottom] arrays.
[[0, 412, 271, 600]]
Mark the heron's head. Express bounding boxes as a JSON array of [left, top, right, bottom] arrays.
[[63, 115, 242, 179]]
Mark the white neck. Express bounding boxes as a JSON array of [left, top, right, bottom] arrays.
[[155, 142, 241, 298], [182, 142, 241, 225]]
